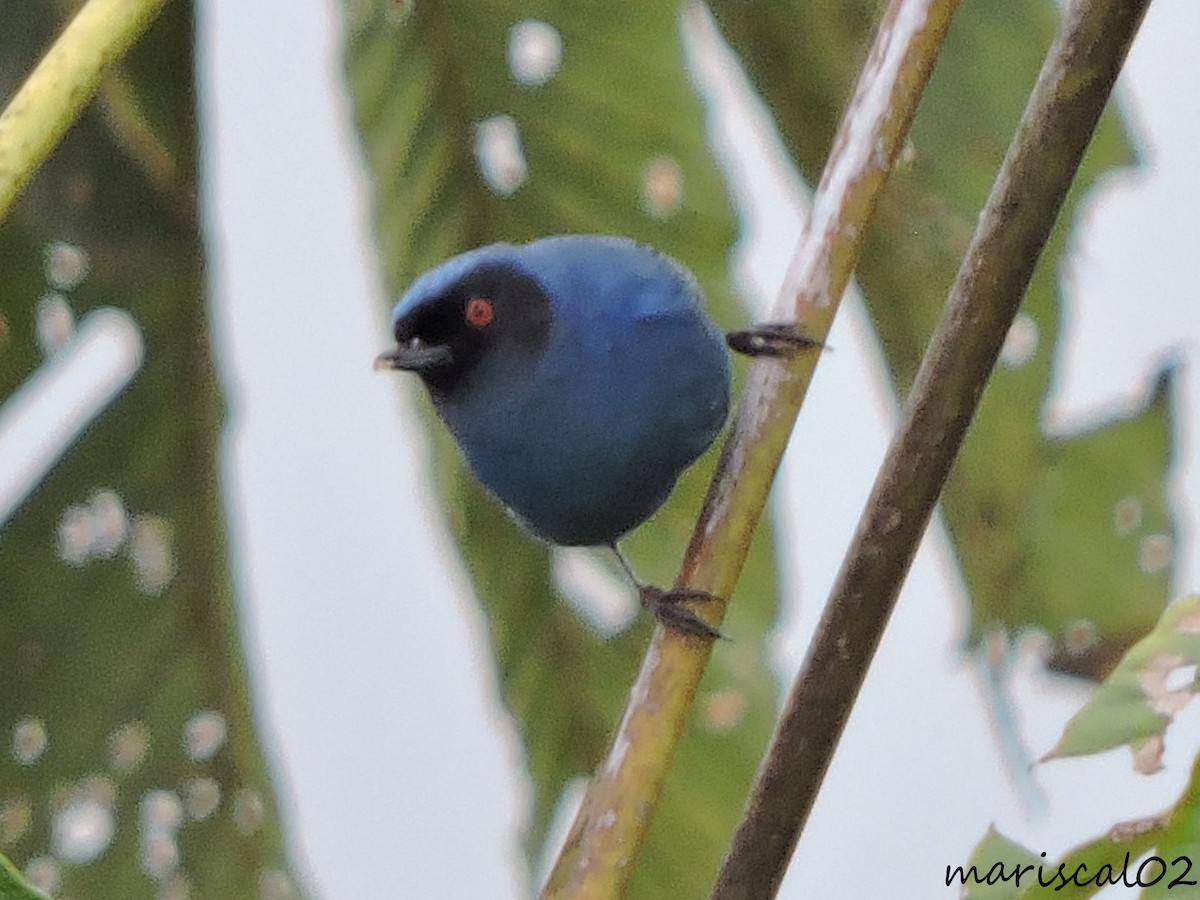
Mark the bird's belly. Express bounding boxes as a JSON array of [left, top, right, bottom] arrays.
[[464, 424, 674, 546], [441, 394, 715, 546]]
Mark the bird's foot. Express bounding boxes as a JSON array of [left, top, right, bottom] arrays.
[[639, 585, 726, 641], [726, 322, 821, 358]]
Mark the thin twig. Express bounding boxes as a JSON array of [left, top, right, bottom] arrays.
[[539, 1, 960, 896], [0, 0, 170, 223], [710, 1, 1154, 897]]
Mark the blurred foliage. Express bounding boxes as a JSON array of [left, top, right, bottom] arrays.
[[966, 597, 1200, 899], [0, 0, 1182, 897], [960, 822, 1162, 899], [342, 1, 782, 895], [958, 827, 1043, 900], [1047, 594, 1200, 770], [342, 0, 1179, 894], [0, 848, 46, 900], [0, 3, 298, 898], [712, 0, 1175, 679]]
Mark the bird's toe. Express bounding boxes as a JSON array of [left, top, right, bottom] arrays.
[[639, 585, 726, 641], [726, 322, 822, 358]]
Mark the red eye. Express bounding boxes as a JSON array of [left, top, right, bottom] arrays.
[[465, 296, 494, 328]]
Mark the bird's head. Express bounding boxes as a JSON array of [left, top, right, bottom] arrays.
[[375, 245, 553, 397]]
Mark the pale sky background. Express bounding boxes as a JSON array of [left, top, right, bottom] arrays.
[[182, 1, 1200, 897]]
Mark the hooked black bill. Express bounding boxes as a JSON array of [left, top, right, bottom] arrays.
[[373, 338, 454, 372]]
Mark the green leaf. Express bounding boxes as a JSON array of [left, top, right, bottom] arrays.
[[955, 827, 1041, 900], [964, 820, 1171, 897], [1033, 749, 1200, 899], [711, 0, 1174, 678], [1142, 749, 1200, 899], [968, 601, 1200, 898], [341, 1, 780, 894], [1020, 371, 1176, 676], [1045, 594, 1200, 770], [0, 4, 298, 897], [962, 821, 1165, 900]]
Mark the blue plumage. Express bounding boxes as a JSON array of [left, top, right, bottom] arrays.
[[381, 235, 730, 547]]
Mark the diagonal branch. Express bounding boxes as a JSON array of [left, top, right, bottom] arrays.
[[539, 1, 961, 896], [710, 1, 1154, 897], [0, 0, 169, 223]]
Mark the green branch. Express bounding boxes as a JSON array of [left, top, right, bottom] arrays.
[[0, 0, 170, 223], [538, 1, 961, 896], [0, 848, 46, 900], [710, 1, 1154, 897]]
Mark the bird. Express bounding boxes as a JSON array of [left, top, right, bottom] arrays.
[[376, 235, 814, 639]]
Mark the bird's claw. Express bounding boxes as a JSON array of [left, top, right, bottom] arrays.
[[639, 585, 726, 641], [727, 322, 822, 358]]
